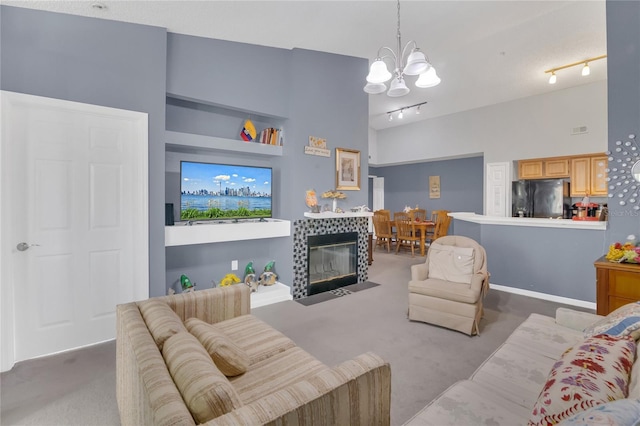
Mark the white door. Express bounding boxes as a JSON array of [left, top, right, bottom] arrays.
[[1, 91, 148, 371], [485, 162, 510, 217]]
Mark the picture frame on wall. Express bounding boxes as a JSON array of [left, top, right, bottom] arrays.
[[429, 176, 441, 199], [336, 148, 361, 190]]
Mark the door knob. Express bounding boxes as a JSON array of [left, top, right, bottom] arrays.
[[16, 242, 40, 251]]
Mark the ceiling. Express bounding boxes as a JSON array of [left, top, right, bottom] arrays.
[[3, 0, 607, 131]]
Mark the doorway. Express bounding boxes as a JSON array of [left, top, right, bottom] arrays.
[[1, 91, 149, 371]]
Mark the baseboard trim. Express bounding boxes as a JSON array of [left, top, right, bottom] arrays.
[[490, 283, 596, 310]]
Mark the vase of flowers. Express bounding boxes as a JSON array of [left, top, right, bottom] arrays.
[[321, 190, 346, 212], [605, 234, 640, 263]]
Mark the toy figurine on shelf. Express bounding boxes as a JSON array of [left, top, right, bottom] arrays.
[[306, 189, 320, 213], [180, 274, 195, 293], [244, 261, 259, 292], [259, 260, 278, 286], [219, 273, 240, 287]]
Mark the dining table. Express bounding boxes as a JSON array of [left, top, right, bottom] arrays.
[[390, 220, 435, 256]]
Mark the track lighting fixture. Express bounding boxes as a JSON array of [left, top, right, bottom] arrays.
[[544, 54, 606, 84], [386, 101, 427, 121]]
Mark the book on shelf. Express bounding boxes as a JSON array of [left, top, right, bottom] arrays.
[[256, 127, 284, 146]]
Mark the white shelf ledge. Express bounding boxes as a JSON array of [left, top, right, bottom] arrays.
[[165, 219, 291, 247], [250, 282, 292, 308], [449, 212, 607, 230], [165, 130, 283, 156], [304, 211, 373, 219]]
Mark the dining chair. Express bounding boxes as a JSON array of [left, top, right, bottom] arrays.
[[372, 213, 394, 252], [394, 211, 410, 222], [374, 209, 391, 220], [410, 208, 427, 222], [425, 210, 450, 246], [395, 218, 421, 257]]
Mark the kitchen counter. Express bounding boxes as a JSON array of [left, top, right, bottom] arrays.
[[449, 212, 607, 230]]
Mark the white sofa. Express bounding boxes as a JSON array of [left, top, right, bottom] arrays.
[[404, 308, 640, 425]]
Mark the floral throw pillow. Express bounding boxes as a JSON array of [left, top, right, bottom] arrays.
[[529, 334, 636, 426], [584, 302, 640, 340], [558, 398, 640, 425]]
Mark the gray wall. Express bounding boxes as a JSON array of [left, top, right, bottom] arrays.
[[1, 7, 369, 297], [606, 0, 640, 243], [1, 6, 168, 297], [369, 156, 484, 215], [164, 35, 369, 291]]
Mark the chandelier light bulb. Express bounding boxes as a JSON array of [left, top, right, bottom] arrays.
[[548, 72, 557, 84], [415, 67, 441, 88], [581, 62, 590, 76], [366, 59, 393, 84], [387, 77, 410, 97], [404, 50, 429, 76]]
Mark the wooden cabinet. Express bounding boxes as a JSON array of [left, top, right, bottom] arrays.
[[545, 159, 570, 177], [518, 158, 570, 179], [570, 156, 608, 197], [594, 256, 640, 315], [518, 160, 544, 179]]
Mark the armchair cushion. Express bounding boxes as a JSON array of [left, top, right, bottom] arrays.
[[409, 275, 483, 304], [427, 243, 475, 284]]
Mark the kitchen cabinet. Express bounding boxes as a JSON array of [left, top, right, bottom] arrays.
[[570, 156, 608, 197], [594, 256, 640, 315], [518, 160, 544, 179], [518, 158, 570, 179]]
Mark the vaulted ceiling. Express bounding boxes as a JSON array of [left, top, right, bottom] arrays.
[[4, 1, 607, 130]]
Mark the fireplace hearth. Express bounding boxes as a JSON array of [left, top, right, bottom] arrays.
[[307, 232, 357, 296]]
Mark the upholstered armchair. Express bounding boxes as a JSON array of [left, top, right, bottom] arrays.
[[408, 235, 489, 336]]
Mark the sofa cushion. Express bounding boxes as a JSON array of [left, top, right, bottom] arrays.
[[214, 314, 296, 365], [506, 313, 584, 360], [583, 302, 640, 340], [529, 334, 636, 426], [427, 243, 475, 284], [162, 331, 243, 423], [470, 342, 558, 409], [138, 298, 187, 350], [229, 346, 329, 404], [558, 398, 640, 425], [185, 317, 249, 377], [404, 379, 531, 426]]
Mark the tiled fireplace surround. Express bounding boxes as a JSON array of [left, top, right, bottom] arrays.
[[292, 217, 370, 299]]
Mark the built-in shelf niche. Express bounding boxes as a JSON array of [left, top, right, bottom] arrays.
[[165, 95, 286, 154]]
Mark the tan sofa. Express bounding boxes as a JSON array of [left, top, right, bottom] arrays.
[[116, 285, 391, 425], [404, 307, 640, 425]]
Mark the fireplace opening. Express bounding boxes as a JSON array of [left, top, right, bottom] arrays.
[[307, 232, 358, 296]]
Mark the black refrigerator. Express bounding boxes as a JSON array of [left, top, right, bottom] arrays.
[[512, 179, 571, 218]]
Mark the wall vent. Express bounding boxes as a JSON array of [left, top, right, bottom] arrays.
[[571, 126, 588, 135]]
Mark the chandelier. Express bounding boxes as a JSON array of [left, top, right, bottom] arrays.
[[364, 0, 441, 97]]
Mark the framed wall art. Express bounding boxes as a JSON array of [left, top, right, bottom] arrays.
[[336, 148, 361, 190], [429, 175, 441, 199]]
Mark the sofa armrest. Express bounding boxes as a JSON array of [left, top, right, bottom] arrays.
[[411, 262, 428, 281], [156, 284, 251, 323], [206, 352, 391, 426], [555, 307, 602, 331]]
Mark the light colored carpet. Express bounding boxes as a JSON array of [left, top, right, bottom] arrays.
[[0, 250, 589, 425]]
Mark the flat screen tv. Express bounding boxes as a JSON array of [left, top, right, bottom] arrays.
[[180, 161, 272, 221]]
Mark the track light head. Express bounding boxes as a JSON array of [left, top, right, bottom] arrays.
[[548, 72, 557, 84], [582, 62, 590, 76]]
